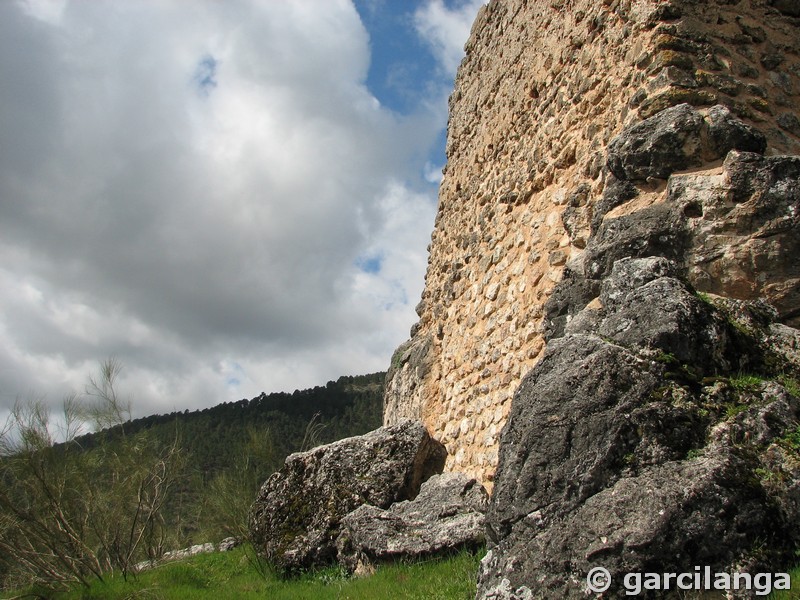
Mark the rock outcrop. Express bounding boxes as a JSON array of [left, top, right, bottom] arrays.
[[379, 1, 800, 594], [606, 103, 766, 182], [384, 0, 800, 489], [479, 257, 800, 598], [473, 70, 800, 595], [336, 472, 487, 574], [592, 106, 800, 328], [248, 421, 446, 571]]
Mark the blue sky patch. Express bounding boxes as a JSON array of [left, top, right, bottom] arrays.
[[353, 0, 440, 115], [356, 253, 384, 274], [193, 54, 218, 96]]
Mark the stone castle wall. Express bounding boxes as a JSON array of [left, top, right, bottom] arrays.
[[385, 0, 800, 487]]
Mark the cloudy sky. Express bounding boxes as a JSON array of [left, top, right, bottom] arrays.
[[0, 0, 486, 421]]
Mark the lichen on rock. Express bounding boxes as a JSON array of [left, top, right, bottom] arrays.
[[248, 421, 446, 572], [336, 472, 488, 574], [479, 258, 800, 598]]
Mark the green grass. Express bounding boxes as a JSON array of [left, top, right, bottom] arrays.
[[7, 546, 800, 599], [777, 425, 800, 454], [3, 546, 483, 600], [728, 373, 767, 392], [779, 375, 800, 398], [770, 564, 800, 599]]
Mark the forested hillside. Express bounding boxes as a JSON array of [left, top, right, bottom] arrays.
[[0, 371, 385, 592], [83, 372, 385, 540], [77, 372, 384, 477]]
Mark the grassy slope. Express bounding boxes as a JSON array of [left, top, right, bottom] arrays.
[[5, 549, 798, 599], [6, 546, 482, 600]]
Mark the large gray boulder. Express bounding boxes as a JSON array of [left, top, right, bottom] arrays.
[[248, 420, 446, 571], [336, 472, 488, 574], [606, 103, 766, 182], [478, 258, 800, 599]]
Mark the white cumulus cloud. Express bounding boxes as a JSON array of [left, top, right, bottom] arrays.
[[414, 0, 487, 76], [0, 0, 481, 418]]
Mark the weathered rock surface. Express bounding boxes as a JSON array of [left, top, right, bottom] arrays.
[[383, 335, 434, 437], [478, 258, 800, 598], [681, 151, 800, 327], [589, 259, 736, 369], [606, 104, 766, 182], [771, 0, 800, 17], [248, 421, 446, 571], [336, 472, 487, 573], [546, 148, 800, 341]]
